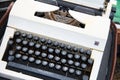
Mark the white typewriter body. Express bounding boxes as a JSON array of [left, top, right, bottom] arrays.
[[0, 0, 115, 80]]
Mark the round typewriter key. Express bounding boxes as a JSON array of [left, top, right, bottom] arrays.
[[48, 54, 54, 59], [48, 48, 54, 53], [60, 43, 65, 48], [16, 45, 22, 51], [42, 61, 48, 66], [27, 34, 33, 39], [53, 41, 59, 46], [22, 55, 28, 60], [28, 50, 34, 55], [74, 62, 80, 67], [22, 40, 28, 45], [22, 47, 28, 52], [88, 59, 94, 65], [74, 54, 80, 59], [73, 47, 78, 52], [86, 50, 91, 55], [69, 68, 75, 74], [15, 54, 22, 59], [35, 51, 41, 56], [21, 33, 27, 38], [15, 31, 20, 36], [55, 49, 60, 54], [8, 40, 14, 45], [35, 43, 41, 49], [41, 53, 47, 58], [81, 56, 87, 62], [82, 75, 89, 80], [76, 70, 82, 76], [40, 38, 46, 43], [33, 36, 39, 41], [8, 56, 15, 61], [16, 38, 22, 43], [67, 54, 73, 59], [47, 39, 52, 44], [29, 41, 35, 47], [35, 59, 41, 65], [61, 51, 67, 56], [41, 45, 47, 50], [61, 59, 67, 64], [79, 48, 84, 53], [9, 50, 15, 55], [54, 56, 60, 61], [67, 45, 71, 50], [49, 63, 55, 68], [68, 60, 74, 65], [29, 57, 35, 62], [55, 64, 61, 70], [62, 66, 68, 72], [81, 63, 87, 69]]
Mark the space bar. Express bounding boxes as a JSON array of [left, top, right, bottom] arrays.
[[7, 62, 75, 80]]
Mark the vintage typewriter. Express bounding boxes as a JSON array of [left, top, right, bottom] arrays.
[[0, 0, 116, 80]]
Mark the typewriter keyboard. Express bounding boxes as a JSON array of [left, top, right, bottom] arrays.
[[2, 31, 94, 80]]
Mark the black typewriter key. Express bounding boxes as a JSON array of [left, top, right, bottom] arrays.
[[67, 45, 71, 50], [22, 40, 28, 45], [16, 38, 22, 43], [28, 50, 34, 55], [68, 60, 74, 65], [28, 57, 35, 62], [33, 36, 39, 41], [42, 61, 48, 66], [21, 33, 27, 38], [8, 39, 14, 45], [9, 50, 15, 55], [47, 39, 52, 44], [73, 47, 78, 52], [81, 55, 87, 62], [88, 59, 93, 65], [67, 54, 73, 59], [74, 62, 80, 67], [49, 63, 55, 68], [16, 45, 22, 51], [79, 48, 84, 53], [55, 49, 60, 54], [82, 75, 89, 80], [48, 54, 54, 59], [15, 54, 22, 59], [81, 63, 87, 69], [48, 48, 54, 53], [22, 55, 28, 60], [40, 38, 46, 43], [8, 56, 15, 61], [69, 68, 75, 74], [35, 43, 41, 49], [15, 31, 20, 36], [86, 50, 91, 55], [53, 41, 59, 46], [60, 43, 65, 48], [35, 59, 41, 65], [61, 51, 67, 56], [75, 70, 82, 76], [41, 45, 47, 50], [54, 56, 60, 61], [74, 54, 80, 59], [35, 51, 41, 56], [41, 53, 47, 58], [29, 41, 35, 47], [62, 66, 68, 72], [22, 47, 28, 52], [61, 59, 67, 64], [55, 64, 61, 70], [27, 34, 33, 39]]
